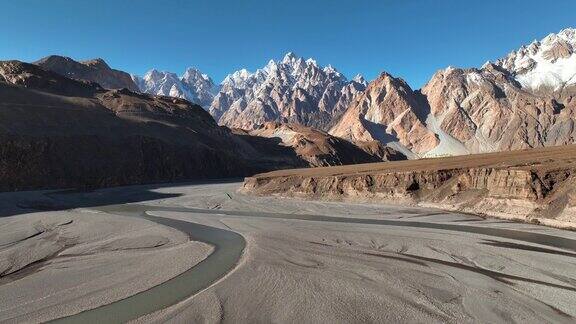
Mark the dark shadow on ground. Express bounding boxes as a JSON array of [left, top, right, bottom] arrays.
[[0, 178, 243, 218]]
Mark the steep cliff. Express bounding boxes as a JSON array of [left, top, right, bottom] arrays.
[[243, 145, 576, 228]]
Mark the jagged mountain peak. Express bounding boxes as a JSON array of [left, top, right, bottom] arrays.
[[210, 53, 365, 131], [183, 67, 211, 81], [221, 68, 254, 87], [134, 66, 218, 108], [494, 27, 576, 91], [282, 52, 298, 64], [352, 74, 367, 86]]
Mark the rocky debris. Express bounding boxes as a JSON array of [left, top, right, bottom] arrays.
[[243, 145, 576, 227], [35, 55, 139, 92]]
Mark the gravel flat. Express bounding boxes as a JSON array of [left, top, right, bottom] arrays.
[[1, 181, 575, 323]]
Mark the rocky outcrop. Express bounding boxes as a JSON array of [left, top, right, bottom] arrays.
[[210, 52, 367, 131], [240, 122, 405, 167], [243, 145, 576, 227], [420, 63, 576, 157], [329, 72, 439, 157], [35, 55, 139, 92]]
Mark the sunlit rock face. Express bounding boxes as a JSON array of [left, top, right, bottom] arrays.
[[210, 52, 367, 131], [331, 28, 576, 158]]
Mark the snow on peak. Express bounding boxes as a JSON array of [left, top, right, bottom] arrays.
[[264, 59, 278, 73], [282, 52, 298, 64], [209, 53, 364, 130], [305, 58, 317, 66], [323, 64, 336, 73], [353, 74, 367, 86], [221, 68, 255, 88], [134, 67, 218, 108], [494, 27, 576, 91]]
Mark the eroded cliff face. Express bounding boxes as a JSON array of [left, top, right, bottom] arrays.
[[243, 145, 576, 228]]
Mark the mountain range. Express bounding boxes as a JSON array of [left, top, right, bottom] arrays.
[[331, 27, 576, 157], [0, 59, 395, 190], [20, 27, 576, 166], [210, 53, 367, 131], [126, 27, 576, 159], [131, 68, 218, 108], [131, 53, 367, 131]]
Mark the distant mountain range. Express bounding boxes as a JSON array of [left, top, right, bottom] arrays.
[[29, 27, 576, 161], [210, 53, 367, 131], [130, 52, 366, 131], [131, 68, 218, 108]]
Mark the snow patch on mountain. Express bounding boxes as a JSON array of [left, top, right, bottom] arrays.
[[495, 28, 576, 91], [423, 112, 470, 158], [210, 52, 366, 130], [131, 67, 218, 108]]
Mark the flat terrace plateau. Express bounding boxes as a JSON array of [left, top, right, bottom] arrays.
[[243, 145, 576, 228], [248, 144, 576, 178], [1, 181, 576, 323]]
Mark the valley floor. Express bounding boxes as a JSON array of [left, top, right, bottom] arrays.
[[1, 181, 576, 323]]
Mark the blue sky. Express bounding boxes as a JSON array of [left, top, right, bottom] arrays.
[[1, 0, 575, 88]]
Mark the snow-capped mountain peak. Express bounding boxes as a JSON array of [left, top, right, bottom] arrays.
[[264, 59, 278, 73], [182, 67, 212, 83], [282, 52, 298, 64], [209, 52, 366, 130], [133, 66, 218, 108], [305, 58, 318, 66], [352, 74, 368, 86], [495, 27, 576, 91], [221, 68, 255, 88]]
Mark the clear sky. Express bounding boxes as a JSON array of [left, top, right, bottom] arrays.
[[1, 0, 575, 88]]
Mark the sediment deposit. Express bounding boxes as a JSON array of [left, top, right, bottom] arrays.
[[243, 145, 576, 227]]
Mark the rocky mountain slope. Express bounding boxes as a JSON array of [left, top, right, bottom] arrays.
[[494, 28, 576, 92], [330, 72, 439, 158], [243, 145, 576, 228], [236, 122, 404, 167], [210, 52, 367, 131], [35, 55, 139, 92], [132, 68, 218, 108], [0, 60, 386, 191], [0, 60, 256, 190], [330, 27, 576, 158]]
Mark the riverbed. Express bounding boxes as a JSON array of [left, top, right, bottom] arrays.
[[1, 181, 575, 323]]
